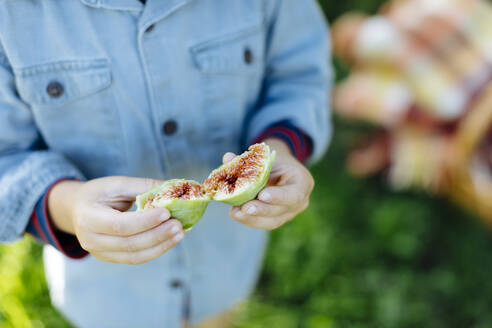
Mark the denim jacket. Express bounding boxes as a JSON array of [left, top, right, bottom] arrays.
[[0, 0, 331, 327]]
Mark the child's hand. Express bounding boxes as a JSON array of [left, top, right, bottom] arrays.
[[48, 177, 185, 265], [227, 139, 314, 230]]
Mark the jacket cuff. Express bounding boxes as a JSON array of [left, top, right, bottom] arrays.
[[0, 152, 85, 242], [253, 120, 313, 163], [25, 178, 88, 260]]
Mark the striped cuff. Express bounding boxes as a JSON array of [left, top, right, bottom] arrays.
[[253, 120, 313, 163], [25, 178, 88, 260]]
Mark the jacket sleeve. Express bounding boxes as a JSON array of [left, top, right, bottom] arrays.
[[25, 178, 88, 259], [0, 42, 84, 243], [252, 120, 313, 163], [243, 0, 333, 164]]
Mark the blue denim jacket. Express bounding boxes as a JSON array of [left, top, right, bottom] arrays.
[[0, 0, 331, 326]]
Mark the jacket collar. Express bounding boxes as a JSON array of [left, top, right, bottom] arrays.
[[80, 0, 194, 22], [139, 0, 194, 30], [80, 0, 194, 31], [80, 0, 143, 12]]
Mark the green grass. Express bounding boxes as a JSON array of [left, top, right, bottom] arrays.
[[0, 239, 72, 328], [3, 1, 492, 327], [234, 119, 492, 328]]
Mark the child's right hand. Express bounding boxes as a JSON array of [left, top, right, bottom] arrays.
[[48, 177, 185, 265]]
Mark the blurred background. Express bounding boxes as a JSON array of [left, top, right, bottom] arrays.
[[3, 1, 492, 327]]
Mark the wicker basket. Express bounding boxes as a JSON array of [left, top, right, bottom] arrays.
[[449, 83, 492, 225]]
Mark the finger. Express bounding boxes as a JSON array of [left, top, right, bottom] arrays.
[[257, 185, 307, 206], [239, 200, 289, 217], [83, 219, 183, 252], [229, 207, 291, 231], [222, 152, 236, 164], [99, 176, 165, 200], [95, 230, 185, 265], [88, 206, 171, 236]]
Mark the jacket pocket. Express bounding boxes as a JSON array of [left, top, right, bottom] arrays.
[[190, 20, 264, 75], [13, 58, 126, 177], [14, 58, 111, 106], [190, 21, 265, 161]]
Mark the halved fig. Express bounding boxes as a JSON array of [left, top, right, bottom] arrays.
[[203, 143, 276, 206], [136, 179, 210, 230]]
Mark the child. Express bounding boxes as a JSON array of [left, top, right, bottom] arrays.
[[0, 1, 331, 327]]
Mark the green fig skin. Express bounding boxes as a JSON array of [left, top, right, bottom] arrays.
[[136, 180, 210, 230], [205, 145, 276, 206], [136, 144, 276, 229], [152, 198, 209, 230]]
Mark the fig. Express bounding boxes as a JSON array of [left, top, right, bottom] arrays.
[[203, 143, 276, 206], [136, 143, 276, 228], [136, 179, 210, 230]]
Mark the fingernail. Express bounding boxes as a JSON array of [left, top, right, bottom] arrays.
[[235, 210, 245, 219], [160, 211, 170, 221], [170, 224, 180, 235], [173, 232, 184, 242], [246, 205, 256, 215], [260, 192, 271, 202]]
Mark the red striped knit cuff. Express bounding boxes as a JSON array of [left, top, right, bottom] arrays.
[[25, 178, 88, 260], [253, 121, 313, 163]]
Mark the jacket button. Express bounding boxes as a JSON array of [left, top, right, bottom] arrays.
[[47, 81, 64, 98], [163, 120, 178, 135], [145, 24, 155, 33], [244, 47, 253, 64], [170, 279, 183, 289]]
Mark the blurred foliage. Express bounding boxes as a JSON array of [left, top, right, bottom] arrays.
[[0, 239, 72, 328], [2, 1, 492, 327]]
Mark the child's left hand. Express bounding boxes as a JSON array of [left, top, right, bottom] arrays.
[[226, 139, 314, 230]]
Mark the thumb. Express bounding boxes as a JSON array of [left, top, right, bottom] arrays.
[[222, 152, 237, 164]]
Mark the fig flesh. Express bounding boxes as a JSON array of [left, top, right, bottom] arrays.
[[136, 179, 210, 230], [203, 143, 276, 206]]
